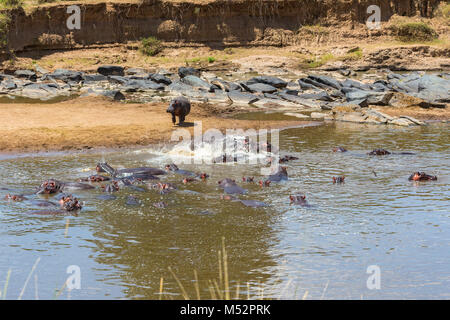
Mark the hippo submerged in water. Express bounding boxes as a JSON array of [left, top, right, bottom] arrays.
[[408, 172, 437, 181], [167, 96, 191, 125], [290, 194, 311, 207], [36, 179, 94, 194], [96, 162, 165, 179], [218, 178, 248, 195]]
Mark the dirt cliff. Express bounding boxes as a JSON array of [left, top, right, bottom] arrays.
[[1, 0, 444, 53]]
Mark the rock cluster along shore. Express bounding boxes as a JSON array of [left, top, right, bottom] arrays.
[[1, 65, 449, 126]]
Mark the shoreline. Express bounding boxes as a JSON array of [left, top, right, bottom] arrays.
[[0, 96, 321, 154]]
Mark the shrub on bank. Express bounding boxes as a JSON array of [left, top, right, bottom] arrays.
[[140, 36, 163, 56], [393, 22, 439, 42], [0, 0, 23, 9]]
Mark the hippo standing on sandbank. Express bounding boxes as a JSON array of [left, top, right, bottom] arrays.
[[167, 96, 191, 125]]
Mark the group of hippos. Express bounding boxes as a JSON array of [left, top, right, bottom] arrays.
[[3, 144, 438, 215]]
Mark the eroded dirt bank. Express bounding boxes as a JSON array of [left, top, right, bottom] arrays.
[[0, 96, 315, 152], [2, 0, 446, 52]]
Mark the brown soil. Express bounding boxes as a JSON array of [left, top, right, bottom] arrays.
[[0, 96, 313, 153], [373, 106, 450, 121]]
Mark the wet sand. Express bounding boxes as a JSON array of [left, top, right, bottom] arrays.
[[0, 96, 315, 153]]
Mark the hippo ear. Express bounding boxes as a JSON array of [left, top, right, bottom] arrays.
[[301, 195, 306, 200], [289, 195, 294, 201]]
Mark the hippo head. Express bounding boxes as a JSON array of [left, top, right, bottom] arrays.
[[167, 99, 181, 114], [199, 173, 209, 180], [37, 179, 62, 194], [5, 194, 25, 201], [59, 195, 82, 211], [165, 163, 179, 171], [290, 194, 306, 204]]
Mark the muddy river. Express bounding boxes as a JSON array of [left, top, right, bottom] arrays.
[[0, 120, 448, 299]]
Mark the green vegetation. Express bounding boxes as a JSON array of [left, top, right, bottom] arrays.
[[299, 24, 329, 36], [0, 0, 23, 9], [393, 22, 439, 42], [436, 3, 450, 20], [140, 36, 163, 56], [0, 13, 10, 49], [207, 56, 215, 63], [305, 53, 334, 68], [342, 47, 363, 61]]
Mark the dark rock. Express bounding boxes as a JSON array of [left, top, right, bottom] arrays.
[[123, 79, 165, 92], [82, 74, 107, 82], [97, 65, 125, 77], [308, 74, 342, 90], [108, 75, 129, 85], [245, 83, 278, 94], [300, 77, 330, 90], [14, 70, 37, 81], [47, 69, 83, 82], [298, 79, 317, 90], [298, 91, 333, 102], [247, 76, 287, 88], [149, 73, 172, 85], [278, 92, 321, 109], [227, 91, 259, 104], [181, 75, 214, 92], [178, 67, 200, 78]]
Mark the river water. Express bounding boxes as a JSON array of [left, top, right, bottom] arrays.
[[0, 120, 449, 299]]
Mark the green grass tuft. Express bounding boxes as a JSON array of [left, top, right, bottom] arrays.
[[0, 0, 23, 9], [140, 36, 163, 57]]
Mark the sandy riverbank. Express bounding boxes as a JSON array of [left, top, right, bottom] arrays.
[[0, 96, 317, 153]]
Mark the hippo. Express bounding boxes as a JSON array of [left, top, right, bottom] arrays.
[[167, 96, 191, 125], [408, 172, 438, 181], [239, 200, 268, 208], [126, 196, 141, 206], [59, 195, 82, 211], [221, 195, 237, 201], [102, 181, 120, 193], [96, 194, 117, 201], [25, 209, 77, 216], [36, 179, 63, 194], [165, 164, 196, 176], [218, 178, 248, 195], [368, 149, 391, 156], [96, 162, 166, 178], [333, 176, 345, 184], [4, 194, 27, 201], [79, 175, 110, 182], [31, 200, 58, 207], [182, 177, 196, 184], [290, 194, 310, 207], [153, 201, 168, 208], [333, 147, 347, 152], [279, 155, 299, 163], [149, 182, 177, 194], [267, 167, 288, 182], [36, 179, 94, 194], [198, 173, 209, 180], [259, 180, 271, 187]]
